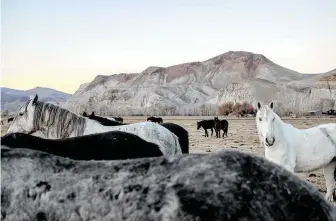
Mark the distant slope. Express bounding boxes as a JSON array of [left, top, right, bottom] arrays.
[[1, 87, 71, 114], [62, 51, 336, 116]]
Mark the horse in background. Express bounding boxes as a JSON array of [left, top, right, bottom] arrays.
[[82, 112, 124, 126], [197, 119, 214, 137], [7, 95, 182, 156], [147, 116, 163, 124], [214, 117, 229, 138], [7, 117, 14, 124], [256, 101, 336, 205], [2, 148, 336, 220], [113, 116, 123, 123]]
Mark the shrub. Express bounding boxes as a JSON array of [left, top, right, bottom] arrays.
[[219, 101, 255, 116], [219, 102, 234, 115]]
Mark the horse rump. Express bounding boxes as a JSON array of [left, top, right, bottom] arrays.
[[162, 122, 189, 154]]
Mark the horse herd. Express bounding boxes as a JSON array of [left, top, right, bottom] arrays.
[[1, 95, 336, 220], [197, 117, 229, 138]]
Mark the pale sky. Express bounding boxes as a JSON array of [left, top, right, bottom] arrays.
[[1, 0, 336, 94]]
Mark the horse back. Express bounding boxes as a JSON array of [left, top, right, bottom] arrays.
[[202, 120, 214, 128], [2, 131, 163, 160], [89, 115, 124, 126]]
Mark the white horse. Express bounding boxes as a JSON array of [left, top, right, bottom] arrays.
[[6, 95, 182, 156], [256, 101, 336, 204]]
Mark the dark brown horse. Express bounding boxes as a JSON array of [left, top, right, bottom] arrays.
[[214, 117, 229, 138], [147, 116, 163, 124], [82, 112, 124, 126], [197, 120, 214, 137]]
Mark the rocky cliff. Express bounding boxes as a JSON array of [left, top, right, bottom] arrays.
[[63, 51, 336, 116]]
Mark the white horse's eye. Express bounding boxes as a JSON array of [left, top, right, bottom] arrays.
[[19, 113, 24, 116], [259, 118, 262, 122]]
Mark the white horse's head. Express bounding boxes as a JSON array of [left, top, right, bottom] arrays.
[[256, 101, 280, 147], [7, 94, 38, 135]]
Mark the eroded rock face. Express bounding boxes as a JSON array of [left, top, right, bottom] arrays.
[[2, 148, 336, 221], [62, 51, 335, 116]]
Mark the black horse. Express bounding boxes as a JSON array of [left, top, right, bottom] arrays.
[[214, 117, 229, 138], [113, 116, 124, 123], [161, 122, 189, 154], [1, 131, 163, 160], [7, 117, 14, 124], [147, 116, 163, 124], [82, 112, 124, 126], [197, 120, 214, 137]]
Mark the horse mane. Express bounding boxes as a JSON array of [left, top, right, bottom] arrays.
[[33, 101, 86, 138]]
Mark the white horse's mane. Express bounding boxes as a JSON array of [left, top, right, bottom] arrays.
[[32, 101, 86, 138]]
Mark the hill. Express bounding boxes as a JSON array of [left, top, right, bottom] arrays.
[[62, 51, 336, 116], [1, 87, 71, 114]]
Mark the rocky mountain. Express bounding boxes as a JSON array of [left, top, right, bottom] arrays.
[[1, 87, 71, 114], [63, 51, 336, 116]]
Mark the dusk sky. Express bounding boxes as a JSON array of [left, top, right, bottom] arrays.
[[1, 0, 336, 93]]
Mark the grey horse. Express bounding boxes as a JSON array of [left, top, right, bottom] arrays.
[[1, 148, 336, 221]]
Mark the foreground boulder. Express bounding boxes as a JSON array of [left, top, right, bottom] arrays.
[[1, 148, 336, 221]]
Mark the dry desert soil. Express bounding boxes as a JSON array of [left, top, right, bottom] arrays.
[[1, 116, 335, 194]]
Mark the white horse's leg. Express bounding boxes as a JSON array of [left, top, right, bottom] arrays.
[[323, 160, 336, 205]]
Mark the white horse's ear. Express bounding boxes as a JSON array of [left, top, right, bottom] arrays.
[[257, 101, 261, 110], [29, 94, 38, 106], [269, 101, 274, 109]]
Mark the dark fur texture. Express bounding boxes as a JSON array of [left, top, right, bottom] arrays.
[[214, 117, 229, 138], [2, 148, 336, 221], [82, 112, 125, 126], [7, 117, 14, 123], [1, 131, 163, 160], [147, 116, 163, 124], [161, 122, 189, 154], [113, 116, 124, 123], [197, 120, 214, 137]]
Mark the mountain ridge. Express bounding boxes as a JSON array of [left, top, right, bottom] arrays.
[[1, 87, 71, 114], [63, 51, 336, 116]]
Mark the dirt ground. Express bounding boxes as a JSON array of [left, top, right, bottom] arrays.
[[1, 116, 335, 193]]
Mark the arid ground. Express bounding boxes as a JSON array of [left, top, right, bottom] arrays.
[[1, 116, 335, 194]]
